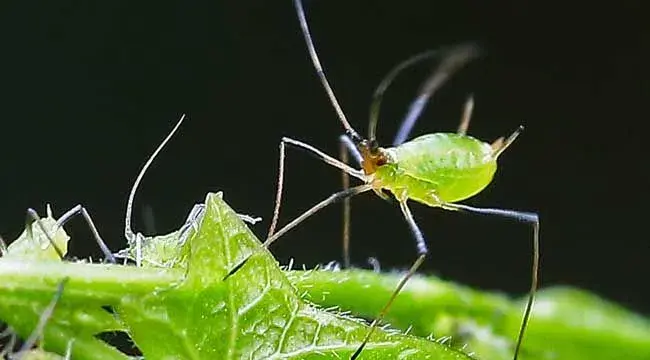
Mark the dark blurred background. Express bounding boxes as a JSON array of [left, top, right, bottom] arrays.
[[1, 1, 647, 315]]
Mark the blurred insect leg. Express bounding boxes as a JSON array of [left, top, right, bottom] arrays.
[[339, 134, 362, 268], [442, 202, 539, 360], [0, 234, 7, 256], [352, 200, 428, 359], [340, 138, 351, 269], [457, 94, 474, 135], [0, 327, 17, 358], [25, 209, 65, 260], [393, 44, 480, 146], [16, 278, 69, 357], [266, 136, 365, 239], [367, 257, 381, 273], [56, 205, 116, 263], [338, 134, 362, 166], [63, 339, 74, 360]]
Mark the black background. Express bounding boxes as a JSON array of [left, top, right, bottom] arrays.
[[1, 1, 647, 316]]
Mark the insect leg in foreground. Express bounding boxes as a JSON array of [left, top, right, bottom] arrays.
[[0, 235, 6, 256], [351, 198, 427, 359], [442, 203, 539, 359], [12, 278, 70, 360], [224, 140, 369, 280], [266, 137, 366, 240]]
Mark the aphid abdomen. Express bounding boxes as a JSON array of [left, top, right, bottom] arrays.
[[376, 133, 497, 205]]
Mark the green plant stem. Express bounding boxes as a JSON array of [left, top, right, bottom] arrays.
[[290, 268, 650, 360]]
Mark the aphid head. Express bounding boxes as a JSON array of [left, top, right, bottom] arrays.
[[358, 138, 390, 175]]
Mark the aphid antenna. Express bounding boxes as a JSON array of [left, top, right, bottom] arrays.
[[124, 114, 186, 267], [293, 0, 362, 143]]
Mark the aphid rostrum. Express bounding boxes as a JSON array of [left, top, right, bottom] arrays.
[[260, 1, 541, 359]]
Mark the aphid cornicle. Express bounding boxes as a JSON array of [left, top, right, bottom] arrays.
[[250, 1, 541, 359]]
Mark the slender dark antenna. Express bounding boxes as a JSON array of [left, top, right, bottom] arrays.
[[393, 43, 480, 146], [293, 0, 361, 142], [368, 49, 440, 142], [125, 114, 186, 243]]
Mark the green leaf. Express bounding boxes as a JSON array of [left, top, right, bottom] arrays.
[[290, 268, 650, 360], [0, 193, 472, 359]]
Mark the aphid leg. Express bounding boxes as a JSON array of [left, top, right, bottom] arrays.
[[339, 134, 363, 268], [25, 208, 65, 260], [339, 134, 363, 167], [457, 94, 474, 135], [266, 136, 365, 239], [63, 339, 74, 360], [352, 200, 428, 359], [0, 234, 7, 256], [15, 277, 69, 358], [1, 338, 15, 358], [442, 202, 539, 360], [1, 326, 17, 358], [124, 114, 186, 267], [224, 184, 372, 280], [264, 184, 372, 249], [340, 138, 351, 269], [54, 205, 116, 263]]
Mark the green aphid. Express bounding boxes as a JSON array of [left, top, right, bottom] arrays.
[[254, 1, 542, 359]]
